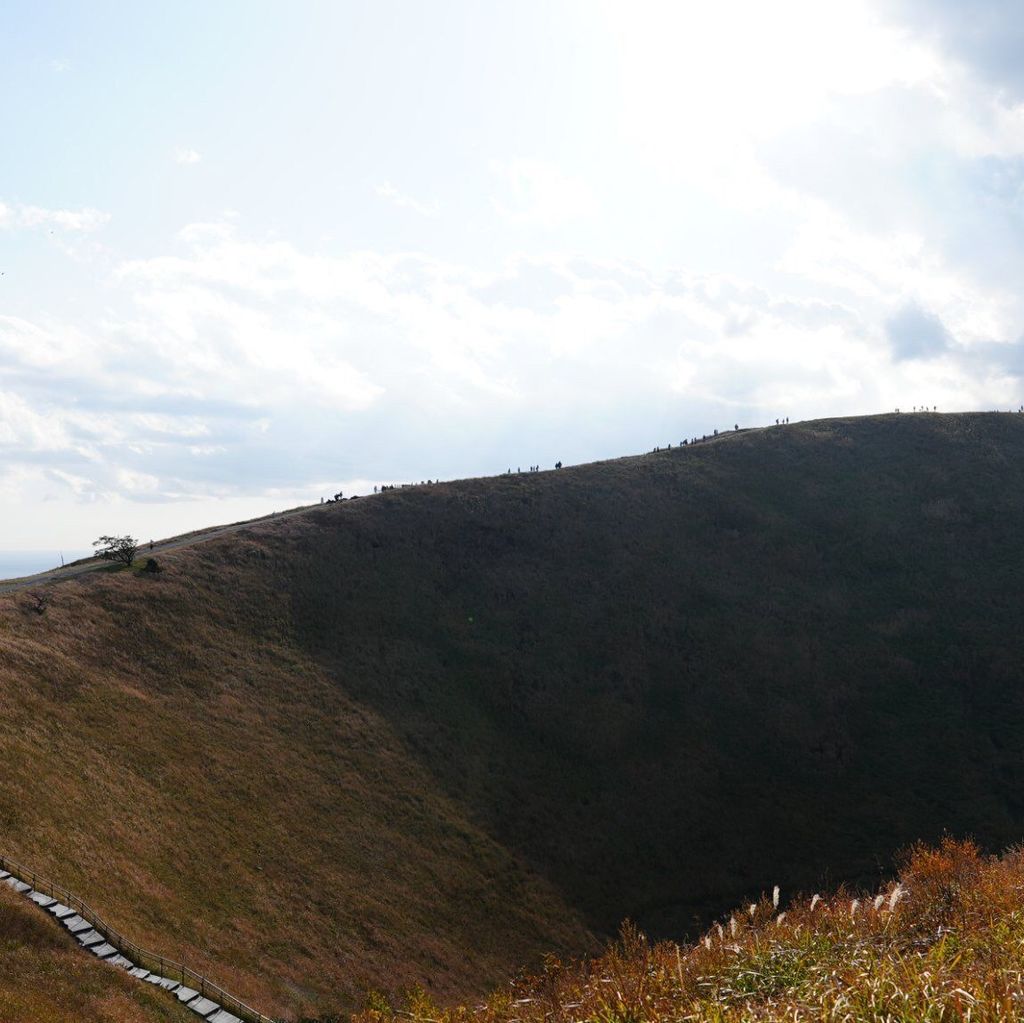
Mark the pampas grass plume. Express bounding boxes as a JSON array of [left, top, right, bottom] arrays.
[[889, 884, 904, 911]]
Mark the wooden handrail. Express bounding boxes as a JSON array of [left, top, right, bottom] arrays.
[[0, 853, 278, 1023]]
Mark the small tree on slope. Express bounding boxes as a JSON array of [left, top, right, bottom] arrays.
[[92, 535, 139, 566]]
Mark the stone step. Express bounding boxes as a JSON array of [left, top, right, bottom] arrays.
[[4, 862, 267, 1023], [75, 929, 105, 948], [187, 995, 222, 1018]]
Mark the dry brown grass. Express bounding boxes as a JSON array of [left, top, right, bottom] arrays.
[[0, 885, 192, 1023], [357, 840, 1024, 1023], [0, 521, 594, 1020]]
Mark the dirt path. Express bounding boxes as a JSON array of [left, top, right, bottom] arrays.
[[0, 503, 321, 596]]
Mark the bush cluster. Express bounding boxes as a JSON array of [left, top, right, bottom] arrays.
[[356, 840, 1024, 1023]]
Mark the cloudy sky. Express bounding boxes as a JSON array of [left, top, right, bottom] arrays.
[[3, 0, 1024, 557]]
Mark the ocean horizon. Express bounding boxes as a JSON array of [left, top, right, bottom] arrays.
[[0, 550, 92, 581]]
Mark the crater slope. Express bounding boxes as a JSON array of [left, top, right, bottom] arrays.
[[4, 412, 1024, 1017]]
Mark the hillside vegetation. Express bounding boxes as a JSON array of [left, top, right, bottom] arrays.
[[4, 412, 1024, 1018], [0, 884, 190, 1023], [357, 839, 1024, 1023]]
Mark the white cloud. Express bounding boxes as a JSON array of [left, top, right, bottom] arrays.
[[879, 0, 1024, 101], [0, 203, 110, 232], [115, 467, 162, 494], [4, 218, 1015, 502], [375, 181, 439, 218], [173, 147, 203, 165], [0, 389, 73, 451], [606, 0, 943, 172], [492, 159, 597, 227]]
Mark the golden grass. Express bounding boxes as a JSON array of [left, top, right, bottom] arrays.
[[358, 840, 1024, 1023], [0, 524, 594, 1019], [0, 885, 192, 1023]]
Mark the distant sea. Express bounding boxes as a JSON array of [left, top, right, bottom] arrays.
[[0, 550, 92, 581]]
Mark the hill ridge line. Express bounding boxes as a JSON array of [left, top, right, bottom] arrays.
[[2, 410, 967, 594], [0, 852, 273, 1023], [0, 413, 780, 594]]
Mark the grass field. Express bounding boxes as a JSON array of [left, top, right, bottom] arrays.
[[4, 412, 1024, 1018]]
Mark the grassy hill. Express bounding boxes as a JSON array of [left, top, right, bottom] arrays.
[[5, 412, 1024, 1017], [0, 884, 191, 1023]]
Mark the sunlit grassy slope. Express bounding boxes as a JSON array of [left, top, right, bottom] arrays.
[[0, 885, 191, 1023], [356, 840, 1024, 1023], [4, 412, 1024, 1018]]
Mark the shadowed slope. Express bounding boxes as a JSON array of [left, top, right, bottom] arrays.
[[272, 413, 1024, 935], [4, 412, 1024, 1017]]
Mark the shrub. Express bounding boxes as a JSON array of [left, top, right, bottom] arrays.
[[354, 840, 1024, 1023]]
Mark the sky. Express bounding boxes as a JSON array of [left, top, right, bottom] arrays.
[[3, 0, 1024, 557]]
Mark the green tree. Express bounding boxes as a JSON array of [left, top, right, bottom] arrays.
[[92, 535, 138, 566]]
